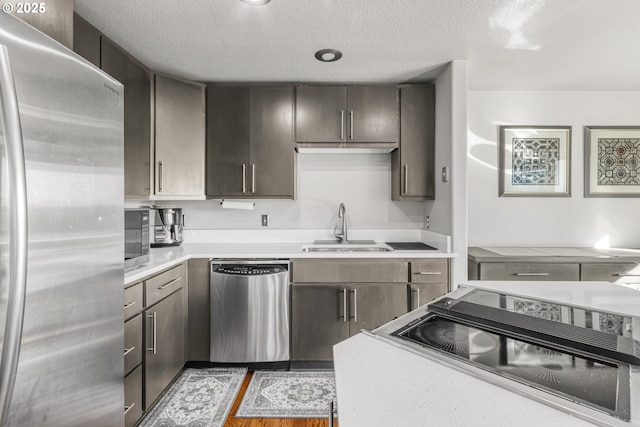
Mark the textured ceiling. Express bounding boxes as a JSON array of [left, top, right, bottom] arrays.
[[74, 0, 640, 90]]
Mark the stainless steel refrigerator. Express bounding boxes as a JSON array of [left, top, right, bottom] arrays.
[[0, 13, 125, 427]]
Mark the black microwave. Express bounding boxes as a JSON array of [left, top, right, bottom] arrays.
[[125, 208, 150, 269]]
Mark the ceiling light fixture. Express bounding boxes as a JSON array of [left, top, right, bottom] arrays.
[[315, 49, 343, 63], [240, 0, 271, 5]]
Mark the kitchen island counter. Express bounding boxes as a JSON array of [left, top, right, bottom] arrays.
[[333, 281, 640, 427]]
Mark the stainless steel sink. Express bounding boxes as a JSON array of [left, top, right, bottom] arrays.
[[301, 240, 394, 253]]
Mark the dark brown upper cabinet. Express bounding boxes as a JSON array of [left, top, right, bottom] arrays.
[[206, 86, 295, 199], [392, 85, 436, 200], [296, 86, 399, 145]]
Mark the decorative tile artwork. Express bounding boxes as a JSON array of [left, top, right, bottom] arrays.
[[512, 138, 560, 185], [599, 313, 624, 336], [597, 138, 640, 186], [513, 300, 562, 322]]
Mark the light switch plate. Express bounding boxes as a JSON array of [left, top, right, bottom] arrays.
[[442, 166, 449, 182], [261, 214, 269, 227]]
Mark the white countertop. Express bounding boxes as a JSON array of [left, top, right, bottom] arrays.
[[334, 281, 640, 427], [124, 238, 455, 285]]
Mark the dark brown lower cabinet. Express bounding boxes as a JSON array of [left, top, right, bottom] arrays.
[[144, 287, 186, 409], [124, 365, 143, 427], [291, 282, 408, 361]]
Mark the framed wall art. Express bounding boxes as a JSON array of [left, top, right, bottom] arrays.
[[498, 125, 571, 197], [584, 126, 640, 197]]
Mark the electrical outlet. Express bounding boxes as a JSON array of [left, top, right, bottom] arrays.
[[261, 214, 269, 227], [425, 216, 430, 230]]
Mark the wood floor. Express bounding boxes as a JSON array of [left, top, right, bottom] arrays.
[[223, 372, 337, 427]]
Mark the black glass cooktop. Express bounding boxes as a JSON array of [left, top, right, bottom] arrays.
[[392, 290, 634, 420]]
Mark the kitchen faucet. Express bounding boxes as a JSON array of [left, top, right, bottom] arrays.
[[334, 203, 348, 244]]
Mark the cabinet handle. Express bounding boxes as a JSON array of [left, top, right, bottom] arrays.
[[252, 164, 256, 194], [349, 110, 354, 140], [515, 272, 550, 276], [349, 289, 357, 322], [415, 271, 442, 275], [338, 289, 347, 322], [340, 110, 345, 140], [613, 273, 640, 277], [123, 346, 135, 357], [123, 301, 137, 310], [242, 164, 246, 194], [411, 286, 420, 311], [403, 165, 408, 195], [158, 161, 163, 192], [158, 277, 180, 290], [124, 403, 135, 416], [147, 312, 157, 354]]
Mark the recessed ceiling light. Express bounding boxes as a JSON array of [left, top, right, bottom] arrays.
[[240, 0, 271, 5], [315, 49, 343, 63]]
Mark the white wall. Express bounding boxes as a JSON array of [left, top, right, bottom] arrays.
[[430, 60, 468, 286], [468, 91, 640, 248], [129, 153, 426, 230]]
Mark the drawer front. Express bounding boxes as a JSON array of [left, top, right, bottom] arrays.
[[124, 365, 143, 427], [124, 282, 143, 320], [479, 263, 579, 281], [410, 259, 448, 283], [292, 259, 408, 283], [145, 263, 186, 307], [581, 263, 640, 284], [124, 313, 143, 376]]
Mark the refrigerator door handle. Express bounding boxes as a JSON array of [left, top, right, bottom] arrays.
[[0, 44, 29, 427]]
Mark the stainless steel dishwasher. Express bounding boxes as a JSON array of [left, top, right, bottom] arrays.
[[210, 259, 290, 363]]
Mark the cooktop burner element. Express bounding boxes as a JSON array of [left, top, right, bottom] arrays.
[[385, 242, 437, 250], [396, 314, 625, 418]]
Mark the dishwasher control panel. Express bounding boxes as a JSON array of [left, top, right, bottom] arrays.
[[211, 262, 288, 276]]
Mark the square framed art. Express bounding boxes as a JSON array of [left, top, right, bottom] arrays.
[[498, 125, 571, 197], [584, 126, 640, 197]]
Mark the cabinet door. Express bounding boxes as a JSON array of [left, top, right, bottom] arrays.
[[349, 283, 407, 333], [101, 38, 152, 198], [295, 86, 347, 142], [145, 289, 185, 409], [292, 284, 350, 361], [249, 87, 295, 198], [124, 365, 143, 427], [206, 86, 250, 197], [581, 263, 640, 284], [408, 283, 448, 311], [393, 85, 435, 200], [155, 74, 205, 197], [73, 13, 100, 67], [347, 86, 398, 143]]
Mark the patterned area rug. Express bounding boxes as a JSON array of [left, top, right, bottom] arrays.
[[236, 371, 336, 418], [139, 367, 247, 427]]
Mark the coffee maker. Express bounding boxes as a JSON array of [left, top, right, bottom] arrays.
[[149, 206, 183, 247]]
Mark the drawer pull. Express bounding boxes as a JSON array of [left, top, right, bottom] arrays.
[[123, 301, 137, 310], [123, 346, 136, 357], [124, 403, 135, 416], [515, 272, 550, 276], [147, 312, 157, 354], [613, 273, 640, 277], [158, 277, 181, 290], [416, 271, 442, 275]]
